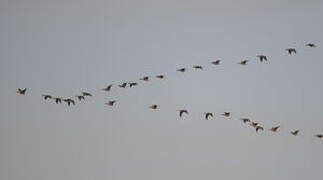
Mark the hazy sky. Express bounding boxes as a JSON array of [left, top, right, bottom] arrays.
[[1, 0, 323, 180]]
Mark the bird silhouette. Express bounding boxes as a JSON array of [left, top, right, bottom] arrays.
[[238, 60, 248, 65], [204, 112, 213, 120], [240, 118, 250, 123], [17, 88, 27, 95], [42, 94, 52, 100], [82, 92, 92, 96], [257, 55, 268, 62], [315, 134, 323, 138], [129, 82, 138, 88], [149, 105, 158, 109], [193, 65, 203, 70], [286, 48, 297, 55], [105, 100, 116, 106], [291, 130, 299, 136], [156, 75, 164, 79], [75, 95, 85, 101], [178, 109, 189, 117], [256, 126, 264, 132], [177, 68, 186, 72], [306, 43, 316, 47], [222, 112, 230, 117], [63, 98, 75, 106], [211, 60, 221, 65], [53, 97, 62, 104], [140, 76, 149, 81], [250, 122, 258, 128], [269, 126, 280, 132], [102, 84, 113, 92], [119, 82, 127, 88]]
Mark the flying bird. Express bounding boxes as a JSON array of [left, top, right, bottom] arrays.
[[149, 105, 158, 110], [222, 112, 230, 117], [256, 126, 264, 132], [75, 95, 85, 101], [53, 97, 62, 104], [204, 112, 213, 120], [250, 122, 258, 128], [156, 75, 164, 79], [315, 134, 323, 138], [306, 43, 316, 47], [105, 100, 116, 106], [286, 48, 296, 55], [129, 82, 138, 88], [177, 68, 186, 72], [211, 60, 221, 65], [269, 126, 280, 132], [238, 60, 248, 65], [17, 88, 27, 95], [63, 98, 75, 106], [102, 84, 113, 92], [82, 92, 92, 96], [193, 65, 203, 70], [178, 109, 189, 117], [140, 76, 149, 81], [119, 83, 127, 88], [240, 118, 250, 123], [256, 55, 268, 62], [42, 94, 52, 100], [291, 130, 299, 136]]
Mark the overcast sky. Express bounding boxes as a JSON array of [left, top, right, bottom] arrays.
[[1, 0, 323, 180]]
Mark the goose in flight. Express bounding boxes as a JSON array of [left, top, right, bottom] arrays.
[[75, 95, 85, 101], [42, 94, 52, 100], [129, 82, 138, 88], [149, 105, 158, 109], [204, 112, 213, 120], [53, 97, 62, 104], [222, 112, 230, 117], [177, 68, 186, 72], [102, 84, 113, 92], [256, 126, 264, 132], [17, 88, 27, 95], [119, 82, 127, 88], [211, 60, 221, 65], [315, 134, 323, 138], [178, 109, 189, 117], [105, 100, 116, 106], [306, 43, 316, 47], [291, 130, 299, 136], [156, 75, 164, 79], [193, 65, 203, 70], [269, 126, 280, 132], [238, 60, 248, 65], [82, 92, 92, 96], [63, 98, 75, 106], [140, 76, 149, 81], [240, 118, 250, 123], [286, 48, 297, 55], [256, 55, 268, 62]]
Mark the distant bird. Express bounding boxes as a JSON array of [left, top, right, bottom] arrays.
[[204, 112, 213, 120], [42, 94, 52, 100], [269, 126, 280, 132], [222, 112, 230, 117], [129, 82, 138, 88], [156, 75, 164, 79], [240, 118, 250, 123], [193, 65, 203, 70], [102, 84, 113, 92], [53, 97, 62, 104], [75, 95, 85, 101], [105, 100, 116, 106], [256, 55, 268, 62], [315, 134, 323, 138], [211, 60, 221, 65], [63, 98, 75, 106], [119, 82, 127, 88], [177, 68, 186, 72], [178, 109, 189, 117], [256, 126, 264, 132], [149, 105, 158, 109], [250, 122, 258, 128], [306, 43, 316, 48], [82, 92, 92, 96], [140, 76, 149, 81], [286, 48, 297, 55], [238, 60, 248, 65], [291, 130, 299, 136], [17, 88, 27, 95]]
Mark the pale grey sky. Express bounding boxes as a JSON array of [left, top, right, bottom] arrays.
[[1, 0, 323, 180]]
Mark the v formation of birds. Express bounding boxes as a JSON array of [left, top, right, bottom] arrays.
[[16, 43, 323, 139]]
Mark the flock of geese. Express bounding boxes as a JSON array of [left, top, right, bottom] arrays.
[[16, 43, 323, 139]]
